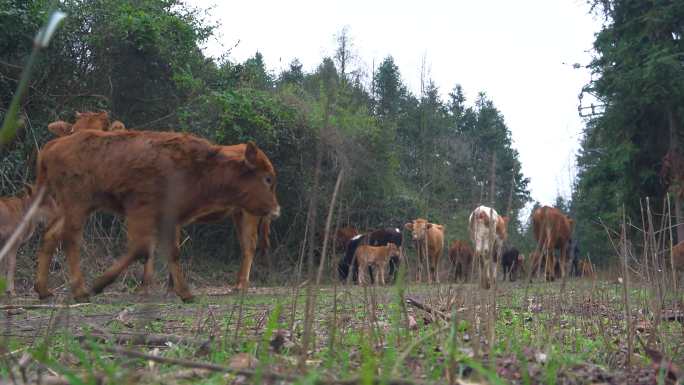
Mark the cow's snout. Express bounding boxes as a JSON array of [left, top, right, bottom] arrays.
[[270, 205, 281, 219]]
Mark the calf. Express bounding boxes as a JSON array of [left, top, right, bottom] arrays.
[[405, 219, 444, 283], [351, 243, 400, 285], [0, 186, 54, 295], [501, 247, 524, 282], [579, 259, 595, 278], [448, 240, 473, 282], [34, 130, 280, 302], [468, 206, 508, 289], [48, 113, 272, 292]]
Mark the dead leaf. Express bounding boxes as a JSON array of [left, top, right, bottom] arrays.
[[408, 315, 418, 330], [228, 353, 258, 370]]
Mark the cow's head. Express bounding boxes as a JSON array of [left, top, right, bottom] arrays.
[[47, 120, 73, 137], [71, 111, 110, 132], [222, 142, 280, 218], [404, 218, 430, 241], [386, 242, 400, 259]]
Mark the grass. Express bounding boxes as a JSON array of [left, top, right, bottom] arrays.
[[0, 276, 681, 384]]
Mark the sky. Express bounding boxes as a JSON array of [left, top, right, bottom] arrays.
[[190, 0, 603, 209]]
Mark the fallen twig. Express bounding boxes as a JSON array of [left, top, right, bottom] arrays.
[[82, 344, 417, 385], [0, 303, 90, 310], [81, 330, 209, 347], [405, 296, 450, 321]]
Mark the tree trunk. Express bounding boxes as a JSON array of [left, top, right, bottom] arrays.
[[316, 169, 344, 284], [489, 152, 497, 207], [668, 107, 684, 243]]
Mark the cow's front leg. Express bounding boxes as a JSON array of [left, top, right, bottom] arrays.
[[233, 210, 259, 290]]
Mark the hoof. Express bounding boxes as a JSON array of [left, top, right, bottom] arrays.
[[91, 279, 107, 295], [135, 284, 155, 295], [73, 293, 90, 303], [35, 285, 54, 300], [73, 288, 90, 303], [180, 294, 195, 303]]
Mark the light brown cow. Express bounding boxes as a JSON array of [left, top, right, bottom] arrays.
[[33, 129, 280, 302], [468, 205, 508, 289], [47, 111, 125, 137], [579, 259, 595, 278], [404, 218, 445, 283], [0, 185, 54, 295], [448, 240, 473, 282], [532, 206, 574, 281], [47, 113, 272, 292], [351, 242, 400, 285]]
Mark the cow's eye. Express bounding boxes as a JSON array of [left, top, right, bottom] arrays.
[[264, 176, 273, 185]]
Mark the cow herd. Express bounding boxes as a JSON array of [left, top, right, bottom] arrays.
[[1, 111, 683, 301], [337, 204, 604, 290]]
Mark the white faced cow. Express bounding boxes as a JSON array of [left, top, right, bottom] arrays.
[[468, 205, 508, 289]]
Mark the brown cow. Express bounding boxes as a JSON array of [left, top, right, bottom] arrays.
[[448, 240, 473, 282], [532, 206, 574, 281], [0, 185, 54, 295], [47, 113, 272, 292], [47, 111, 125, 137], [468, 205, 508, 289], [33, 129, 280, 302], [335, 226, 359, 252], [404, 218, 445, 283], [351, 242, 400, 285], [150, 209, 272, 292], [672, 241, 684, 285]]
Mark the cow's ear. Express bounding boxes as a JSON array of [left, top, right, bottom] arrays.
[[74, 111, 82, 119], [47, 121, 73, 137], [427, 223, 433, 229], [404, 222, 413, 231], [244, 141, 258, 170]]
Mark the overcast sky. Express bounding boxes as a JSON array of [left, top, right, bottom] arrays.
[[191, 0, 602, 208]]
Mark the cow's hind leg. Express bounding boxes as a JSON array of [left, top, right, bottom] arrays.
[[34, 216, 64, 299], [61, 212, 89, 301], [143, 227, 181, 295], [4, 242, 19, 296], [92, 214, 156, 297], [165, 234, 193, 302]]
